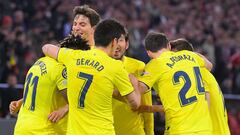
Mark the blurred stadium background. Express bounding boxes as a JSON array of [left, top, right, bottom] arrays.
[[0, 0, 240, 134]]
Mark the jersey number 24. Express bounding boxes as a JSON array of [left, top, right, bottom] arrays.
[[173, 67, 205, 107]]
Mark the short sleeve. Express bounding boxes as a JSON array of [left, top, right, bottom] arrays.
[[53, 64, 67, 91], [138, 60, 161, 89], [194, 53, 205, 67], [114, 63, 134, 96], [203, 79, 210, 92], [201, 68, 216, 93], [57, 48, 74, 65], [136, 61, 145, 77]]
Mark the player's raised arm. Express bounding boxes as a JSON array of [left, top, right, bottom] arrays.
[[42, 44, 60, 60]]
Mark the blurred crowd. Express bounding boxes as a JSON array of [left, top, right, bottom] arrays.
[[1, 0, 240, 93], [0, 0, 240, 133]]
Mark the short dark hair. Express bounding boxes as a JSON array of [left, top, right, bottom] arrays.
[[170, 38, 194, 52], [145, 32, 169, 52], [73, 5, 100, 27], [59, 34, 90, 50], [124, 28, 129, 42], [94, 19, 126, 47]]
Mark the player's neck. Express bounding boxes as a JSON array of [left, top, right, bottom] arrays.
[[152, 48, 168, 59], [120, 56, 124, 61], [88, 38, 95, 47], [95, 46, 111, 56]]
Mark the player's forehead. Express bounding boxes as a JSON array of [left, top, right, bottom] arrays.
[[118, 34, 126, 40], [74, 14, 90, 24]]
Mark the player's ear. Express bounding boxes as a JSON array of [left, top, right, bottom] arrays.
[[91, 26, 96, 35], [92, 25, 97, 30], [146, 50, 152, 58], [167, 43, 171, 50], [126, 41, 129, 50]]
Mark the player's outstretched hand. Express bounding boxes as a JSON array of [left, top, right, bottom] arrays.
[[9, 99, 22, 115], [48, 105, 69, 123]]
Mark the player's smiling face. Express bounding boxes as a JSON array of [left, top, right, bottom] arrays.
[[72, 15, 94, 42], [113, 34, 128, 60]]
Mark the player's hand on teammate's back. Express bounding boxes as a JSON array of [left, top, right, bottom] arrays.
[[48, 105, 69, 123]]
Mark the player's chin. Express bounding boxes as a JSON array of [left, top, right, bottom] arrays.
[[74, 33, 84, 37], [113, 54, 121, 60]]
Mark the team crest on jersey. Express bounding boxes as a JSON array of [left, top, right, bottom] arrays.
[[62, 68, 67, 79]]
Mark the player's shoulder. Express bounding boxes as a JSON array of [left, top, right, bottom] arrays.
[[59, 47, 75, 54], [124, 56, 145, 67], [178, 50, 199, 58], [38, 56, 56, 62], [38, 56, 65, 70], [148, 57, 162, 66], [172, 50, 203, 64], [113, 59, 124, 67], [108, 59, 125, 73], [157, 51, 175, 62], [59, 47, 84, 57]]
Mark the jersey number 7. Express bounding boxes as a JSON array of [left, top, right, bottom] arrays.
[[77, 72, 93, 108], [173, 67, 205, 107]]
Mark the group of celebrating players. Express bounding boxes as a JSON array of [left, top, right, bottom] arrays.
[[9, 5, 230, 135]]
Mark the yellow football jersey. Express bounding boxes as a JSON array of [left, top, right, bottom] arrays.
[[139, 50, 212, 134], [112, 56, 154, 135], [58, 48, 134, 135], [201, 68, 230, 135], [14, 57, 68, 135]]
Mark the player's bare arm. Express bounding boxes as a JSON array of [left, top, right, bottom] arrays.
[[9, 98, 23, 115], [42, 44, 60, 60], [112, 83, 141, 110], [112, 89, 127, 103], [129, 73, 149, 94], [124, 90, 141, 111], [59, 88, 68, 103], [48, 104, 69, 123], [138, 105, 164, 113], [123, 74, 141, 110]]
